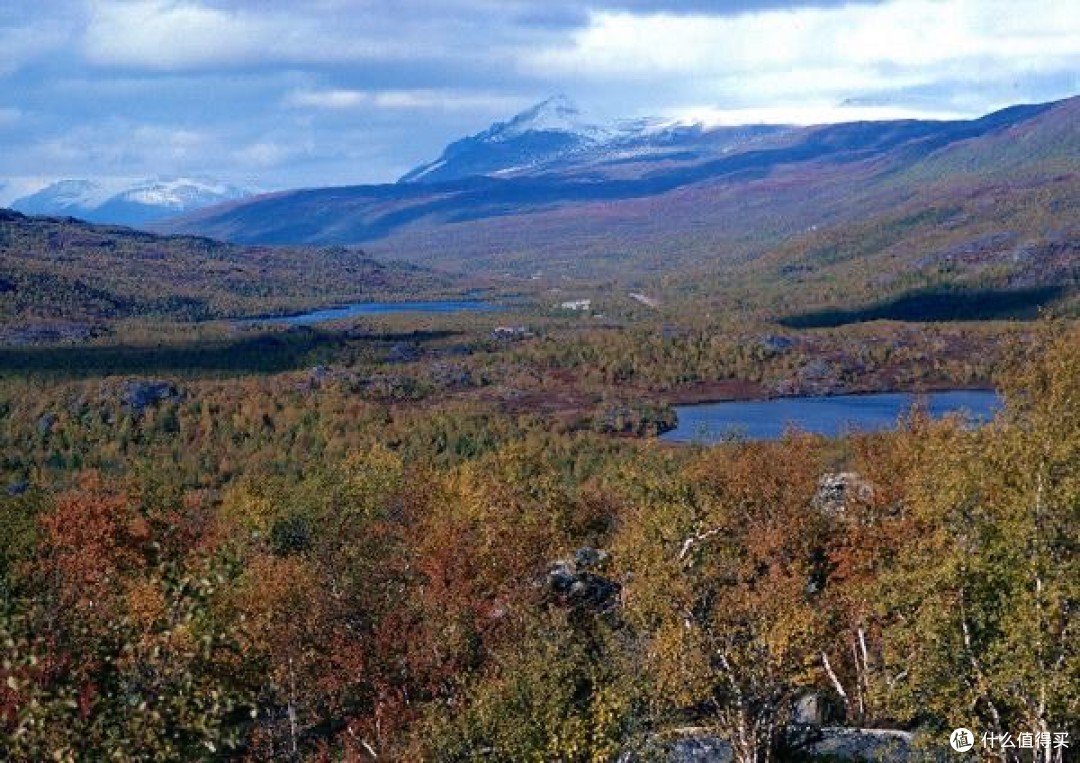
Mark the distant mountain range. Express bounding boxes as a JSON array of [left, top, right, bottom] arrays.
[[10, 177, 253, 226], [5, 93, 1077, 326], [160, 96, 1078, 295]]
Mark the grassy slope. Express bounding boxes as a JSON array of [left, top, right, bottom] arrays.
[[0, 210, 460, 334], [693, 99, 1080, 323]]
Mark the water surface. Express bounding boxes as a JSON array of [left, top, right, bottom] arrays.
[[241, 300, 501, 326], [662, 390, 1001, 443]]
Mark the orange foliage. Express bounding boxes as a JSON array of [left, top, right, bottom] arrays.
[[35, 473, 147, 627]]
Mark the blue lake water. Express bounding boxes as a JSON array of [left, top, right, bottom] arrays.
[[240, 300, 502, 326], [661, 390, 1001, 443]]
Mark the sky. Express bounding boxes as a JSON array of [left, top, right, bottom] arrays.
[[0, 0, 1077, 201]]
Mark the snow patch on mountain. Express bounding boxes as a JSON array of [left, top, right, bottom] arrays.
[[16, 179, 129, 211], [402, 160, 448, 183], [117, 178, 250, 209], [482, 94, 615, 143], [399, 95, 794, 184]]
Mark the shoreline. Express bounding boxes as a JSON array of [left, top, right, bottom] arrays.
[[662, 380, 998, 407]]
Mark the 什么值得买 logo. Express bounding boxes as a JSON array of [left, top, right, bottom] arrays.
[[950, 728, 975, 752]]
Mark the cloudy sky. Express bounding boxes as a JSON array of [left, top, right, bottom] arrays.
[[1, 0, 1077, 200]]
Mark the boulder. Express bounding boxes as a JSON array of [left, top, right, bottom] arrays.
[[803, 727, 916, 762], [574, 546, 610, 569], [759, 335, 795, 353], [5, 481, 29, 496], [621, 726, 918, 762], [662, 735, 732, 763], [489, 326, 532, 341], [793, 691, 828, 727], [386, 343, 420, 363], [121, 380, 179, 413], [618, 729, 732, 763], [545, 549, 620, 612], [813, 472, 874, 517]]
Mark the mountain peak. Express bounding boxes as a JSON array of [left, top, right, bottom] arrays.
[[12, 179, 113, 211], [116, 177, 250, 210], [400, 95, 618, 183], [474, 94, 611, 145], [506, 94, 583, 132]]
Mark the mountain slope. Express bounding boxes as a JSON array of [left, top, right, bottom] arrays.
[[163, 97, 1079, 309], [0, 209, 450, 334], [400, 95, 601, 182]]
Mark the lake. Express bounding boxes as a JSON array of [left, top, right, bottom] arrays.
[[661, 390, 1001, 443], [240, 300, 502, 326]]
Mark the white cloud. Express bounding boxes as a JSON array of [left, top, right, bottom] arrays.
[[671, 103, 968, 128], [82, 1, 413, 70], [84, 1, 276, 69], [284, 88, 526, 112], [23, 121, 218, 177], [131, 125, 211, 160], [0, 16, 76, 76], [0, 176, 57, 206], [285, 89, 369, 110], [234, 139, 309, 169], [525, 0, 1080, 115], [370, 90, 526, 112]]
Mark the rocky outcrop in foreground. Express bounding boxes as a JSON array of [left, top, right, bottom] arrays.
[[620, 726, 921, 762]]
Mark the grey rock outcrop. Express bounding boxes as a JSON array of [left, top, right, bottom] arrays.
[[621, 726, 919, 762], [545, 547, 619, 612], [759, 335, 795, 353], [813, 472, 874, 517], [120, 380, 179, 413], [792, 691, 830, 726], [5, 481, 29, 496], [802, 727, 916, 762], [618, 729, 732, 763], [386, 343, 420, 363], [489, 326, 532, 342]]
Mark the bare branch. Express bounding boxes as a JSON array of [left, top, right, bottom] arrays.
[[678, 526, 724, 562], [821, 651, 850, 716]]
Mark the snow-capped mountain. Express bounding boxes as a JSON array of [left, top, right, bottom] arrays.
[[399, 95, 792, 184], [477, 94, 618, 144], [10, 179, 118, 215], [10, 177, 253, 226], [399, 95, 603, 183], [116, 178, 249, 210]]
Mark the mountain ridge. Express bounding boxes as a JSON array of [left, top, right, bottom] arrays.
[[158, 95, 1079, 325], [399, 95, 796, 184]]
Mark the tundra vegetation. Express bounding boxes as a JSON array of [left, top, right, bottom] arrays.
[[1, 207, 1077, 760], [1, 287, 1078, 761]]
